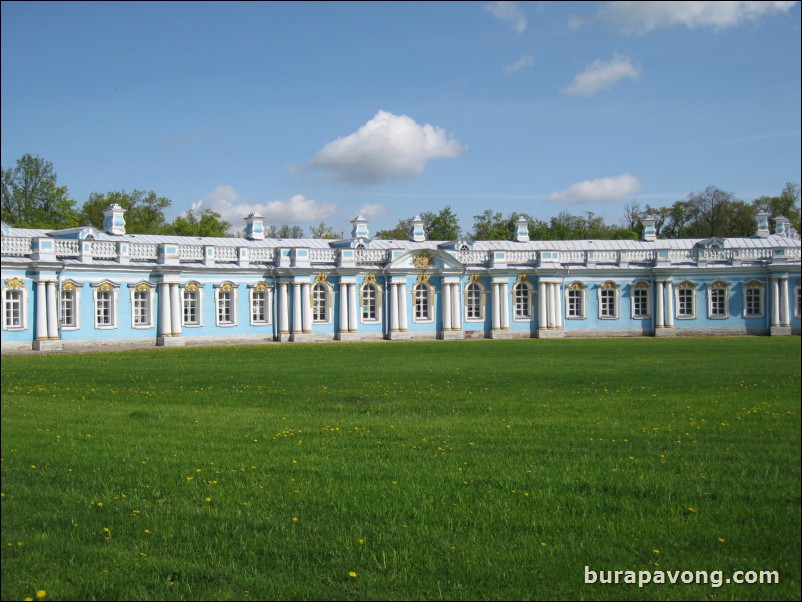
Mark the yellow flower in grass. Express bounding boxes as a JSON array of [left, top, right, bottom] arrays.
[[348, 571, 358, 579], [36, 591, 47, 600]]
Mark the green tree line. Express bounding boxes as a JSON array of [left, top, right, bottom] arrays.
[[3, 154, 799, 241]]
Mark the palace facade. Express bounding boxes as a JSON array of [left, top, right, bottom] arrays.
[[2, 205, 800, 353]]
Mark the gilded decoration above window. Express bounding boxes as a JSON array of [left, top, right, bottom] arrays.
[[220, 282, 235, 292], [4, 277, 24, 289], [254, 282, 269, 292], [98, 282, 115, 292], [412, 251, 432, 270], [62, 281, 77, 292], [363, 273, 377, 285], [185, 282, 200, 292], [135, 282, 152, 292]]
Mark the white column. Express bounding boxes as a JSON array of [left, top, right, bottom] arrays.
[[655, 280, 665, 328], [665, 281, 674, 328], [339, 282, 349, 333], [553, 283, 563, 330], [781, 277, 790, 327], [159, 282, 172, 338], [451, 283, 461, 331], [46, 281, 59, 338], [35, 281, 48, 340], [301, 282, 312, 333], [500, 282, 509, 329], [538, 281, 547, 330], [279, 283, 289, 335], [398, 283, 409, 331], [545, 283, 555, 328], [292, 283, 302, 334], [170, 284, 182, 336], [492, 283, 501, 330], [771, 278, 780, 326], [390, 284, 400, 331], [348, 284, 358, 332], [442, 283, 452, 330]]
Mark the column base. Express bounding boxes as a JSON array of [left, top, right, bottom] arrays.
[[32, 339, 64, 351], [536, 329, 564, 339], [770, 326, 792, 336], [489, 329, 512, 339], [654, 327, 676, 337], [157, 336, 185, 347], [438, 330, 464, 340], [336, 332, 361, 341], [290, 333, 313, 342], [388, 330, 412, 341]]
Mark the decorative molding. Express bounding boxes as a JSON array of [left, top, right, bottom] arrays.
[[4, 276, 24, 289], [469, 273, 482, 285], [135, 282, 153, 292], [220, 282, 235, 292], [185, 281, 200, 292], [514, 273, 528, 285], [363, 273, 377, 285], [416, 273, 430, 285], [61, 281, 77, 292], [254, 282, 269, 292], [98, 282, 115, 292], [412, 250, 433, 270], [314, 273, 328, 283]]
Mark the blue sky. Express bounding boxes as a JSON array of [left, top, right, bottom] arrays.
[[2, 1, 800, 236]]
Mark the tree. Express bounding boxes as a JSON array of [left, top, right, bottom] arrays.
[[80, 190, 172, 234], [164, 208, 231, 237], [309, 222, 340, 239], [753, 183, 800, 232], [1, 154, 79, 228], [271, 224, 305, 238], [374, 207, 462, 240]]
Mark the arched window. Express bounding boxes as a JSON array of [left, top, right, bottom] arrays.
[[312, 282, 328, 322], [466, 282, 483, 320], [250, 282, 272, 325], [513, 282, 531, 319], [183, 282, 203, 327], [414, 283, 431, 321], [361, 283, 380, 322]]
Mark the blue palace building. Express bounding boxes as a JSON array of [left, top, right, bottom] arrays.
[[1, 205, 800, 353]]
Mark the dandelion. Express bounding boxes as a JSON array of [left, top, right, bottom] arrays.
[[204, 497, 212, 503], [35, 591, 46, 600], [687, 507, 696, 514], [358, 538, 365, 545], [348, 571, 358, 579], [718, 537, 726, 543]]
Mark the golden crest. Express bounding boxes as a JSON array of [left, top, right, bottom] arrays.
[[98, 282, 115, 292], [468, 273, 481, 285], [185, 282, 200, 292], [416, 273, 430, 285], [254, 282, 268, 292], [364, 273, 377, 285], [61, 281, 77, 292], [135, 282, 152, 292], [568, 281, 584, 291], [601, 281, 616, 290], [314, 273, 328, 283], [514, 273, 528, 285], [4, 277, 24, 290], [412, 251, 432, 270], [220, 282, 235, 292]]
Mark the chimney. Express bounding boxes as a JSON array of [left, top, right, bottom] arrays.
[[410, 216, 426, 242], [351, 215, 369, 239], [102, 204, 126, 235], [641, 215, 657, 242], [755, 212, 770, 238], [514, 217, 529, 242], [244, 212, 265, 240]]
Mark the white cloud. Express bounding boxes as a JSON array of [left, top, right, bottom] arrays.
[[193, 186, 338, 226], [562, 54, 640, 96], [504, 53, 536, 74], [547, 174, 642, 203], [356, 203, 391, 220], [598, 1, 797, 34], [309, 111, 464, 186], [484, 1, 527, 33]]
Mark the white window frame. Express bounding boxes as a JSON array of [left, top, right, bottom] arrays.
[[129, 282, 155, 329], [2, 277, 28, 331], [675, 282, 697, 320], [214, 282, 238, 327], [743, 280, 765, 318], [92, 281, 119, 330], [465, 282, 484, 322], [566, 282, 586, 320], [597, 282, 619, 320], [182, 282, 204, 327], [249, 283, 272, 326], [707, 281, 730, 319], [631, 281, 651, 319], [59, 281, 82, 330], [512, 282, 532, 321], [311, 282, 333, 324], [413, 282, 433, 323], [360, 282, 381, 323]]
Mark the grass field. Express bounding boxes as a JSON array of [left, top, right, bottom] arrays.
[[1, 337, 800, 601]]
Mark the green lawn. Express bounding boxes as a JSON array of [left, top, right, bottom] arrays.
[[1, 338, 800, 601]]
